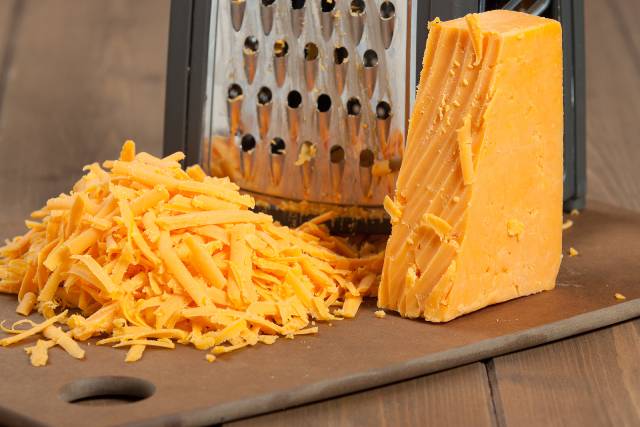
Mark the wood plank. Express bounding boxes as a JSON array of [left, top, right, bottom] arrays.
[[0, 0, 21, 113], [489, 318, 640, 426], [0, 0, 17, 59], [0, 1, 15, 43], [0, 0, 18, 66], [228, 363, 495, 427], [585, 0, 640, 211], [0, 0, 170, 239], [609, 0, 640, 70]]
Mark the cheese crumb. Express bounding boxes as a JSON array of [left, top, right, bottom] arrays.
[[422, 213, 452, 241], [24, 339, 55, 367], [562, 219, 573, 230], [405, 265, 417, 289], [614, 293, 626, 301], [125, 344, 146, 362], [16, 292, 37, 316], [119, 140, 136, 162], [205, 354, 216, 363], [465, 14, 483, 66], [384, 195, 403, 225], [372, 160, 392, 177], [570, 209, 580, 216], [43, 325, 85, 359], [456, 115, 474, 185], [507, 219, 525, 241], [568, 247, 579, 257], [374, 310, 386, 319], [295, 142, 317, 166]]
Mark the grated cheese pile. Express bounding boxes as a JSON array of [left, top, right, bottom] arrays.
[[0, 141, 383, 366]]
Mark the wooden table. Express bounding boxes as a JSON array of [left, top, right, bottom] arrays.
[[0, 1, 638, 425]]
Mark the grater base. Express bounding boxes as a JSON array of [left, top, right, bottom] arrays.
[[251, 191, 391, 234]]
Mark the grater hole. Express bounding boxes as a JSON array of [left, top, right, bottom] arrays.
[[350, 0, 365, 15], [231, 0, 247, 32], [287, 90, 302, 109], [359, 149, 375, 168], [241, 134, 257, 152], [244, 36, 259, 53], [389, 156, 402, 172], [364, 50, 379, 68], [321, 0, 336, 12], [271, 137, 286, 155], [261, 0, 276, 36], [304, 43, 319, 61], [330, 145, 345, 163], [257, 87, 273, 105], [380, 1, 396, 19], [334, 47, 349, 64], [228, 84, 243, 100], [347, 97, 361, 116], [274, 39, 289, 57], [291, 0, 305, 9], [317, 94, 332, 112], [376, 101, 391, 119]]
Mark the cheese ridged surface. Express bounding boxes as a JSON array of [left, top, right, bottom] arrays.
[[379, 10, 563, 322]]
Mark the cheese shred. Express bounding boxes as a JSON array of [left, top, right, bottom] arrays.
[[0, 141, 383, 366]]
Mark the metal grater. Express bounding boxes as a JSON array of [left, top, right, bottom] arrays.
[[204, 0, 410, 233], [164, 0, 585, 233]]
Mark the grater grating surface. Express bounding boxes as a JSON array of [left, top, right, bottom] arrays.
[[202, 0, 411, 229], [165, 0, 586, 230]]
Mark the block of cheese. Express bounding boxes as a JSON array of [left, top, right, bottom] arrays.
[[378, 10, 563, 322]]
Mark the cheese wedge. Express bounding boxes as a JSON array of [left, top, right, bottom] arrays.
[[379, 11, 563, 322]]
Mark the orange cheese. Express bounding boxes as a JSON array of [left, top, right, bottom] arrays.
[[0, 141, 384, 364], [379, 11, 563, 322]]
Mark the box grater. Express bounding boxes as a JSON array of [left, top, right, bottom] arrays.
[[164, 0, 585, 233]]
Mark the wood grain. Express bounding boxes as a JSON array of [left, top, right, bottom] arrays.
[[228, 363, 496, 427], [0, 0, 169, 239], [585, 0, 640, 212], [490, 319, 640, 426], [0, 0, 21, 115], [0, 1, 14, 45], [0, 0, 18, 64]]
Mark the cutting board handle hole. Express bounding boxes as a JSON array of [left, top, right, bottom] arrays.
[[59, 376, 155, 406]]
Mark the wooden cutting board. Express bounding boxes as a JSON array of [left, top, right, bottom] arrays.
[[0, 202, 638, 427]]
